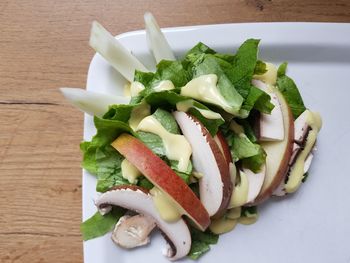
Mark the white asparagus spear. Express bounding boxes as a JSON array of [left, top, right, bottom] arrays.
[[144, 12, 176, 63], [89, 21, 149, 82], [60, 87, 130, 117]]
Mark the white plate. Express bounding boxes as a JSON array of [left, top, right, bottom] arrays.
[[83, 23, 350, 263]]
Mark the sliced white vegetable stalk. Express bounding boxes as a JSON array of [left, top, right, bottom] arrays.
[[144, 12, 176, 63], [90, 21, 149, 82], [60, 87, 130, 117]]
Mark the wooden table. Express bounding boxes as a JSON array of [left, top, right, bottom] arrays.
[[0, 0, 349, 262]]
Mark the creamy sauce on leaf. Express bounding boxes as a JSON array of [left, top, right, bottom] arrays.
[[176, 100, 223, 120], [180, 74, 236, 114], [136, 115, 192, 172], [153, 80, 175, 92], [121, 159, 141, 184], [128, 102, 151, 131]]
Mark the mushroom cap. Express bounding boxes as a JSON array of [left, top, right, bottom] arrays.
[[95, 186, 191, 260]]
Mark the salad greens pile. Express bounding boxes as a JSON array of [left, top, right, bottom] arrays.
[[79, 37, 306, 259]]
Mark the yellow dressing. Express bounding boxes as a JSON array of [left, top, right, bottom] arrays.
[[136, 115, 192, 172], [238, 214, 258, 225], [253, 62, 278, 85], [285, 111, 322, 193], [128, 102, 151, 131], [227, 207, 242, 220], [176, 100, 224, 120], [192, 171, 203, 179], [239, 208, 259, 225], [180, 74, 236, 114], [150, 187, 181, 222], [209, 216, 238, 234], [130, 81, 145, 97], [229, 171, 249, 208], [121, 159, 141, 184], [153, 80, 175, 92]]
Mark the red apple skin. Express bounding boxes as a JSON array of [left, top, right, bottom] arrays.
[[189, 115, 232, 219], [112, 133, 210, 231], [251, 95, 294, 205], [215, 131, 233, 165]]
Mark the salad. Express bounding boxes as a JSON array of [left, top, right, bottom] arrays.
[[61, 13, 322, 261]]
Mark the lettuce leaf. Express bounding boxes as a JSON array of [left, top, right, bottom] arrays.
[[242, 147, 266, 173], [188, 227, 219, 260], [80, 117, 134, 192], [241, 86, 274, 114], [221, 122, 266, 172], [276, 63, 306, 118], [254, 60, 267, 75], [81, 207, 125, 241], [229, 39, 260, 99]]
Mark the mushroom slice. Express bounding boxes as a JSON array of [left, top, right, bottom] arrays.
[[173, 111, 232, 219], [95, 186, 191, 261], [252, 85, 294, 204], [243, 165, 266, 204], [112, 214, 156, 249], [273, 110, 320, 197], [294, 110, 311, 145], [253, 79, 284, 141], [214, 131, 233, 165]]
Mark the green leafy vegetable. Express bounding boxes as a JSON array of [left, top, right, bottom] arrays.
[[302, 172, 309, 183], [102, 104, 134, 122], [254, 60, 267, 75], [221, 122, 266, 172], [241, 206, 258, 217], [229, 39, 260, 99], [137, 131, 165, 156], [81, 117, 134, 192], [241, 86, 274, 114], [242, 147, 266, 173], [188, 227, 219, 260], [276, 63, 306, 118], [81, 207, 125, 241], [95, 145, 128, 192], [152, 108, 180, 134], [277, 62, 288, 77], [231, 133, 261, 161]]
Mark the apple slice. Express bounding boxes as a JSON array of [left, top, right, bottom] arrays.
[[111, 134, 210, 231], [95, 186, 191, 260], [252, 87, 294, 204], [253, 80, 284, 141], [173, 112, 232, 218]]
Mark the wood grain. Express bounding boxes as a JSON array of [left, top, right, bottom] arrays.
[[0, 0, 349, 262]]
